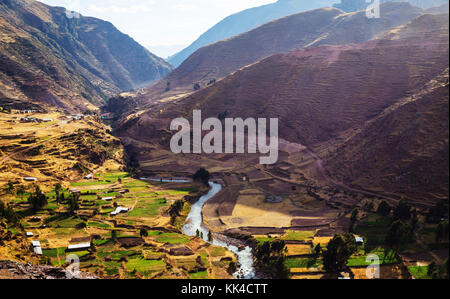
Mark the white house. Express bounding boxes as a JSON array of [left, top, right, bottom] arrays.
[[102, 197, 113, 201], [67, 242, 91, 251], [33, 247, 43, 255], [26, 232, 34, 237], [31, 241, 41, 247], [84, 174, 94, 179], [24, 177, 37, 182], [355, 236, 364, 245], [111, 207, 129, 216]]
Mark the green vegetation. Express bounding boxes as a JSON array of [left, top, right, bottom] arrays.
[[322, 234, 357, 274]]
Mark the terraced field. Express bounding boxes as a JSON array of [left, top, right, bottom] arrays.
[[2, 172, 236, 279]]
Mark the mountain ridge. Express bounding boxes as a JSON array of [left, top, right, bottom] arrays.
[[0, 0, 172, 111]]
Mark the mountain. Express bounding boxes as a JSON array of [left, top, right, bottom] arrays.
[[147, 2, 422, 102], [334, 0, 449, 12], [167, 0, 338, 67], [117, 13, 449, 202], [0, 0, 172, 111]]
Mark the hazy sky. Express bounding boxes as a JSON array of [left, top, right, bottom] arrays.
[[38, 0, 276, 57]]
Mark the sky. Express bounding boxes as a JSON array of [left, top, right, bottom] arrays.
[[38, 0, 277, 58]]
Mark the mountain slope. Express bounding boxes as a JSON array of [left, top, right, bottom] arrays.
[[324, 69, 449, 203], [148, 2, 422, 102], [117, 13, 449, 202], [0, 0, 172, 111], [168, 0, 338, 67]]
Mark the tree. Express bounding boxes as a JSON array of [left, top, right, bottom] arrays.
[[54, 183, 63, 195], [322, 234, 357, 274], [393, 198, 412, 221], [16, 185, 26, 200], [377, 200, 392, 216], [28, 186, 48, 211], [363, 201, 374, 212], [254, 240, 289, 279], [0, 200, 19, 225], [385, 220, 413, 255], [4, 181, 14, 194], [193, 83, 201, 91], [314, 244, 322, 257], [67, 194, 80, 214], [436, 221, 449, 243], [351, 209, 359, 223], [193, 168, 210, 186], [140, 228, 149, 238], [111, 230, 118, 242], [169, 200, 184, 224], [207, 231, 213, 243]]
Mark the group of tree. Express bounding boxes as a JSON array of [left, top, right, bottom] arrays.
[[193, 168, 210, 186], [28, 186, 48, 211], [427, 259, 449, 279], [254, 240, 290, 279], [322, 234, 357, 274], [426, 199, 448, 224], [0, 200, 20, 226], [168, 200, 185, 224], [436, 220, 449, 243]]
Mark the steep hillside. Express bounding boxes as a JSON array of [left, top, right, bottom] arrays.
[[0, 0, 172, 111], [168, 0, 338, 67], [324, 69, 449, 203], [117, 13, 449, 202], [147, 2, 422, 102]]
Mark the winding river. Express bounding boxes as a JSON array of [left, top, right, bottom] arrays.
[[182, 182, 256, 279]]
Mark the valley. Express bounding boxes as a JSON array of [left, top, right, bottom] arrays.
[[1, 0, 449, 281]]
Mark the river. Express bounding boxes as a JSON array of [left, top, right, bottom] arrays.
[[182, 182, 256, 279]]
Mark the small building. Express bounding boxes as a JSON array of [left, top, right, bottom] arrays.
[[102, 197, 113, 201], [31, 241, 41, 248], [67, 242, 91, 252], [42, 118, 53, 122], [110, 207, 129, 216], [24, 177, 37, 182], [33, 247, 43, 255], [355, 236, 364, 245], [84, 174, 94, 179], [26, 232, 34, 237], [71, 188, 81, 194]]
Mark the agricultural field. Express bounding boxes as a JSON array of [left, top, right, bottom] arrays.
[[0, 172, 236, 279], [0, 110, 124, 188]]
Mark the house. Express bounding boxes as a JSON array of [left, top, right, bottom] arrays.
[[67, 242, 91, 252], [31, 241, 43, 255], [84, 174, 94, 179], [71, 188, 81, 194], [24, 177, 37, 182], [33, 247, 43, 255], [26, 232, 34, 237], [110, 207, 129, 216], [42, 118, 53, 122], [355, 236, 364, 245], [102, 197, 113, 201]]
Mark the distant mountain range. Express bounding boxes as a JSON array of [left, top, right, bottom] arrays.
[[0, 0, 172, 111], [334, 0, 449, 12], [147, 2, 423, 102], [167, 0, 339, 67]]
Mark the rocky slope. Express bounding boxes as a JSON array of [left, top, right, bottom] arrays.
[[146, 2, 422, 102], [0, 260, 98, 279], [168, 0, 338, 67], [0, 0, 172, 111]]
